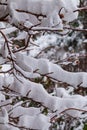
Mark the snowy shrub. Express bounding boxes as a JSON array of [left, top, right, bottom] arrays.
[[0, 0, 87, 130]]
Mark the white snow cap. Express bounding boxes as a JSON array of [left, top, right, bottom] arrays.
[[18, 114, 51, 130], [62, 0, 79, 22], [7, 0, 79, 29], [0, 107, 8, 124]]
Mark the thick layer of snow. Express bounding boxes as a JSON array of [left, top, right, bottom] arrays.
[[0, 0, 79, 29], [0, 108, 8, 124], [0, 1, 87, 130], [15, 53, 87, 88], [10, 106, 41, 117], [8, 75, 87, 117], [18, 114, 51, 130]]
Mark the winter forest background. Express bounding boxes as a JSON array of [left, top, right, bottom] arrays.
[[0, 0, 87, 130]]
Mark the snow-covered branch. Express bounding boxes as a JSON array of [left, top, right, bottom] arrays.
[[0, 0, 87, 130]]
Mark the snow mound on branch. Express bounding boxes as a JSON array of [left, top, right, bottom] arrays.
[[15, 52, 87, 88], [9, 74, 87, 117], [5, 0, 80, 29], [18, 114, 51, 130], [10, 106, 41, 117], [0, 108, 8, 124]]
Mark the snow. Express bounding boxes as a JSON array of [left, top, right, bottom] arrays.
[[0, 108, 8, 124], [62, 0, 79, 22], [7, 74, 87, 117], [6, 0, 79, 29], [0, 76, 4, 89], [18, 114, 51, 130], [1, 0, 87, 130], [1, 27, 17, 35], [14, 63, 40, 79], [0, 99, 13, 108], [0, 124, 20, 130], [0, 44, 9, 58], [0, 92, 5, 101], [9, 106, 41, 117], [55, 87, 69, 98], [14, 31, 27, 40], [15, 52, 87, 88]]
